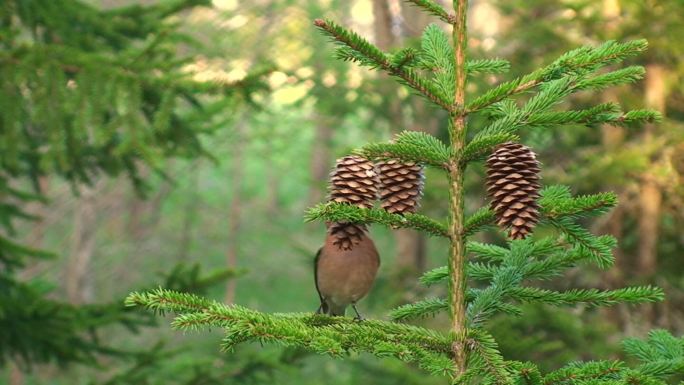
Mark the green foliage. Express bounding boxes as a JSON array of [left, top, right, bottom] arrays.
[[314, 18, 452, 110], [418, 24, 456, 103], [404, 0, 450, 23], [0, 262, 236, 367], [127, 1, 684, 385], [126, 289, 457, 377], [357, 131, 451, 168], [461, 132, 519, 163], [467, 39, 650, 111], [389, 298, 448, 321], [0, 0, 267, 376], [624, 330, 684, 378], [305, 202, 448, 238], [463, 206, 498, 236], [466, 59, 511, 75]]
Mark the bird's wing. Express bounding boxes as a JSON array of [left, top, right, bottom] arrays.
[[313, 247, 324, 303]]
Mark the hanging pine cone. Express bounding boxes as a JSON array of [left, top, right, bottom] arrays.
[[327, 155, 378, 250], [327, 222, 367, 250], [328, 155, 379, 209], [486, 142, 541, 240], [377, 159, 424, 215]]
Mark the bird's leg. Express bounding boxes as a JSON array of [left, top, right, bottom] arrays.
[[351, 304, 364, 321], [316, 304, 323, 314]]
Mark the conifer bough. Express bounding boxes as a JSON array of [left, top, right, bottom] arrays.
[[128, 0, 684, 383]]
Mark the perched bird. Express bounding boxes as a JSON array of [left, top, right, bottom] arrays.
[[314, 222, 380, 318]]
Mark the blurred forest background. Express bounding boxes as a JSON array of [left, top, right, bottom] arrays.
[[1, 0, 683, 384]]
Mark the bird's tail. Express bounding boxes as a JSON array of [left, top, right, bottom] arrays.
[[316, 301, 328, 315], [317, 301, 346, 316], [327, 303, 346, 317]]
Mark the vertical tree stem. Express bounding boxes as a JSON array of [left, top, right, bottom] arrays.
[[448, 0, 468, 377]]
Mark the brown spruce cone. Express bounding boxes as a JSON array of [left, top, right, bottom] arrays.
[[327, 155, 378, 250], [377, 159, 425, 215], [327, 222, 368, 250], [486, 142, 541, 240], [329, 155, 378, 209]]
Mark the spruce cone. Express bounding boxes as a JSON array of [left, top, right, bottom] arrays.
[[486, 142, 541, 240], [377, 159, 424, 215], [328, 222, 367, 250], [327, 155, 378, 250], [329, 155, 378, 209]]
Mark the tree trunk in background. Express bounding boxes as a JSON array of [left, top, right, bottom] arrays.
[[592, 0, 631, 330], [637, 64, 666, 279], [372, 0, 394, 49], [399, 0, 432, 39], [600, 90, 626, 283], [308, 117, 333, 206], [20, 177, 50, 281], [636, 64, 666, 327], [66, 183, 98, 304], [224, 119, 246, 303]]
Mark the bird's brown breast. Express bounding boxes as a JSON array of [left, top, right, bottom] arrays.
[[316, 233, 380, 305]]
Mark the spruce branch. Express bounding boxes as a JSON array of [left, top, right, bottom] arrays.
[[421, 242, 592, 288], [127, 289, 458, 371], [467, 104, 659, 156], [313, 19, 388, 69], [467, 39, 649, 112], [509, 362, 543, 385], [392, 285, 662, 323], [420, 266, 449, 287], [391, 48, 420, 68], [525, 102, 622, 126], [467, 268, 524, 326], [466, 59, 510, 75], [304, 202, 449, 238], [507, 286, 664, 307], [456, 188, 621, 240], [465, 329, 512, 385], [612, 109, 662, 126], [543, 360, 625, 385], [314, 19, 453, 111], [389, 298, 449, 321], [540, 186, 618, 219], [356, 131, 451, 168], [463, 206, 498, 236], [623, 330, 684, 378], [574, 65, 645, 91], [405, 0, 451, 23], [125, 288, 212, 314], [545, 217, 617, 269], [467, 242, 511, 262], [419, 24, 456, 103], [460, 132, 519, 164]]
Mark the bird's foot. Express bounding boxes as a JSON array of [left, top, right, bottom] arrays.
[[351, 304, 364, 321]]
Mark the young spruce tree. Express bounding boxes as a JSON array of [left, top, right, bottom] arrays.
[[128, 1, 684, 383]]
